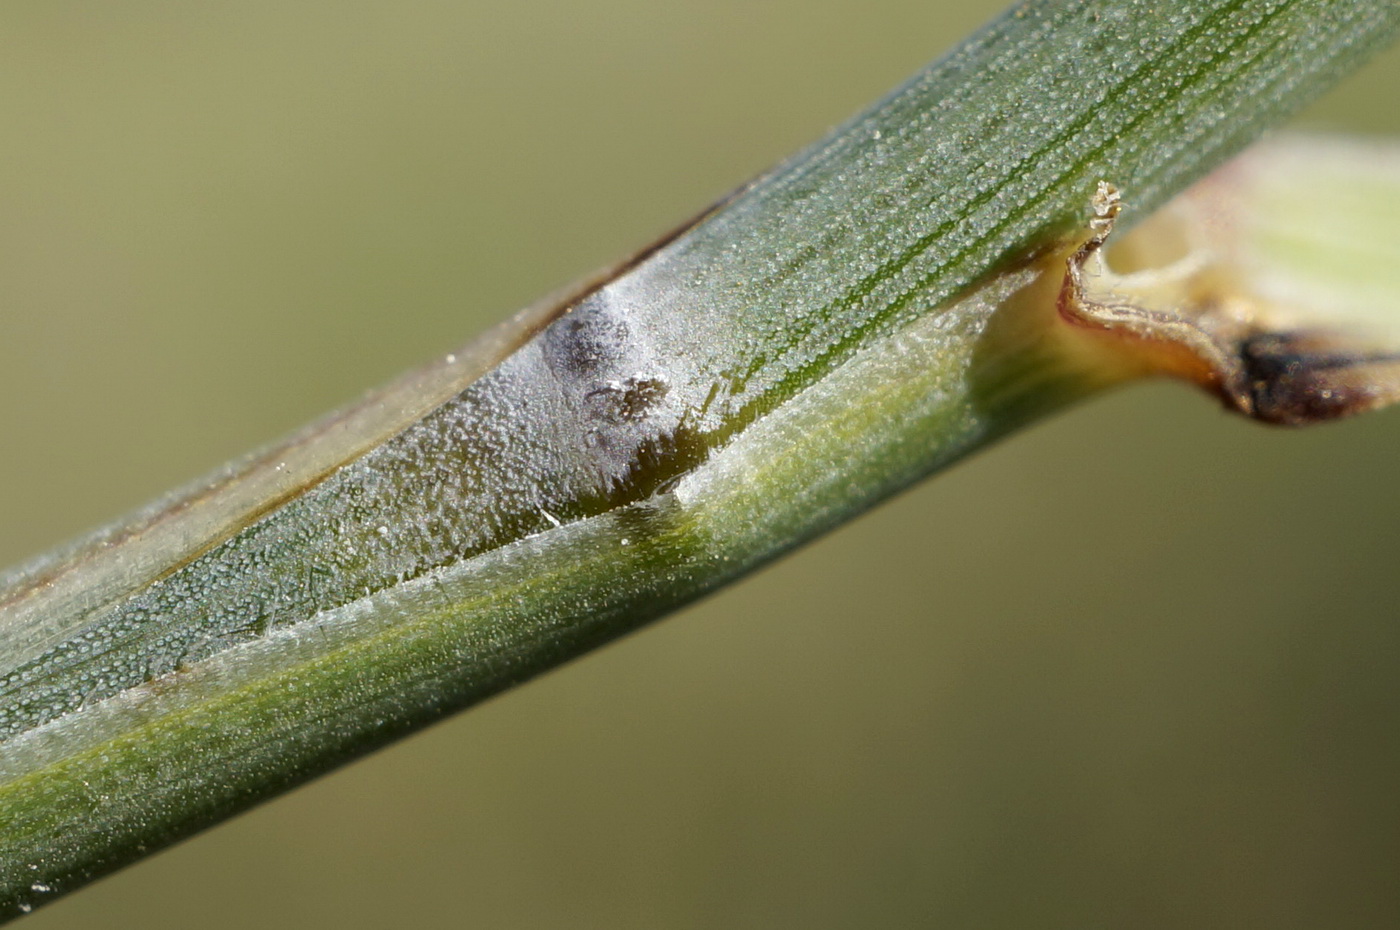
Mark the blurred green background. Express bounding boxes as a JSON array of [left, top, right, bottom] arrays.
[[3, 1, 1399, 927]]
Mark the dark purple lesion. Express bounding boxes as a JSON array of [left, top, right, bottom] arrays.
[[1241, 331, 1400, 425]]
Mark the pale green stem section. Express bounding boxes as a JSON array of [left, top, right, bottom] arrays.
[[1234, 135, 1400, 338], [1, 0, 1397, 918]]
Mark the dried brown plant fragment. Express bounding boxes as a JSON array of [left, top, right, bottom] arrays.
[[1059, 140, 1400, 426]]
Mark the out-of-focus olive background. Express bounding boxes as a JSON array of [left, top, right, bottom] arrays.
[[3, 2, 1398, 927]]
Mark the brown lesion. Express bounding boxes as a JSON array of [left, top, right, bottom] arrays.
[[1058, 181, 1400, 426], [584, 377, 671, 426]]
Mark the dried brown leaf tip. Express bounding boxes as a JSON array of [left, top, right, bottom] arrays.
[[1059, 140, 1400, 425]]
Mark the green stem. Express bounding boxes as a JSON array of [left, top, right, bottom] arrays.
[[1, 0, 1396, 918]]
